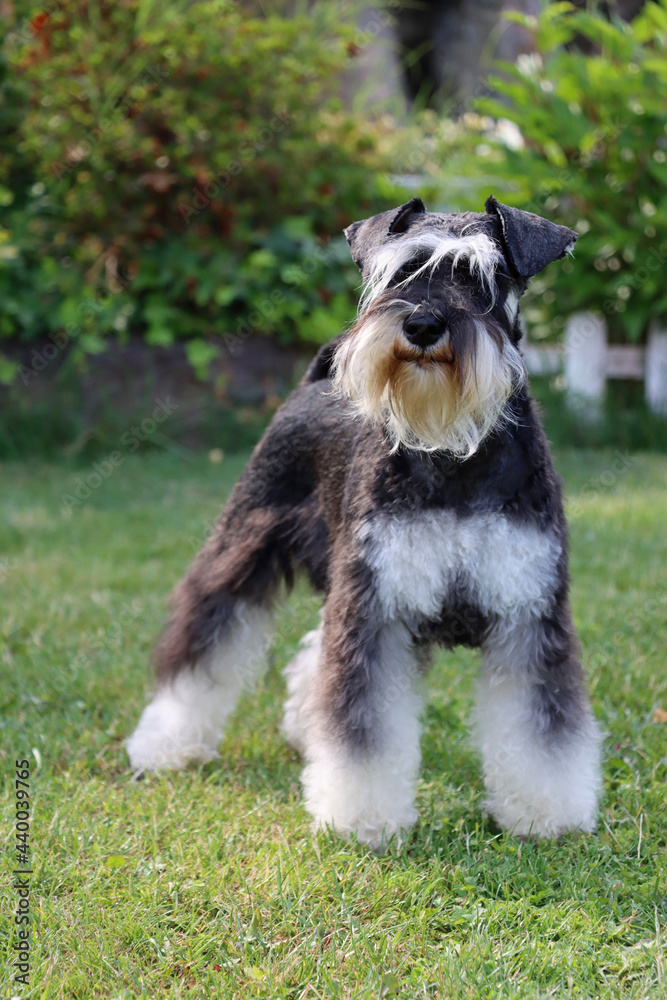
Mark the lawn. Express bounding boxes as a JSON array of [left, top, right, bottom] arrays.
[[1, 446, 666, 999]]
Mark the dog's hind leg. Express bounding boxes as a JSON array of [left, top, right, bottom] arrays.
[[127, 500, 289, 774], [127, 391, 332, 775], [281, 624, 322, 755]]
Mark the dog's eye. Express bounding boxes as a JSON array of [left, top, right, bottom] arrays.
[[394, 254, 431, 283], [450, 259, 472, 282]]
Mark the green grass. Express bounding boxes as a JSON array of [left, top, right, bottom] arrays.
[[1, 448, 666, 999]]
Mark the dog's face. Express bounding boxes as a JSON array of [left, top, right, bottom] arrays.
[[332, 196, 577, 456]]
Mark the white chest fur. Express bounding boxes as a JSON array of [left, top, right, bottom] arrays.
[[359, 510, 561, 622]]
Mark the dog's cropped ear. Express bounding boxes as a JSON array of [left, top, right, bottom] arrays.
[[342, 218, 367, 272], [344, 198, 426, 274], [484, 195, 577, 280], [387, 197, 426, 235]]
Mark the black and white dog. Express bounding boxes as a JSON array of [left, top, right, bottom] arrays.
[[127, 196, 601, 849]]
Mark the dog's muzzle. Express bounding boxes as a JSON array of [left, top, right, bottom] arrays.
[[403, 310, 444, 350]]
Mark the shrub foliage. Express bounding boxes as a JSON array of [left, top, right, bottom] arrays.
[[0, 1, 402, 368], [435, 0, 667, 343]]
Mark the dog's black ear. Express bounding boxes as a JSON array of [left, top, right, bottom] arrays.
[[485, 195, 577, 279], [344, 198, 426, 273], [387, 197, 426, 235]]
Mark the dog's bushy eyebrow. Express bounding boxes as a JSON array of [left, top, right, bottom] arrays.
[[359, 229, 501, 312]]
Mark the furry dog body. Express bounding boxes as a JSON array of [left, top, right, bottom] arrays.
[[127, 197, 601, 849]]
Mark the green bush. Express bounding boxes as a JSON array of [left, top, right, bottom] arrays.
[[0, 1, 406, 372], [433, 0, 667, 343]]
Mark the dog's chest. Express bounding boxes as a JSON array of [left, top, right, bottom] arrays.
[[359, 510, 561, 624]]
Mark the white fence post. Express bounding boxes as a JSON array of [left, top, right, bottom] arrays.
[[564, 312, 607, 418], [645, 325, 667, 416]]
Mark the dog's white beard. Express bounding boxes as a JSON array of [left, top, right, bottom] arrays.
[[332, 308, 525, 457]]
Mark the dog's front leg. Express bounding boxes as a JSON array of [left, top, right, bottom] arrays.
[[473, 609, 602, 838], [300, 560, 423, 850]]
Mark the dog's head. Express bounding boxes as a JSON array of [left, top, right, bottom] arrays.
[[332, 196, 577, 456]]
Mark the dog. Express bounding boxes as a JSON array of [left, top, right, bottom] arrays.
[[127, 196, 602, 849]]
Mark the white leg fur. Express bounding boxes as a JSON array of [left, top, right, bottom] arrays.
[[473, 623, 601, 838], [281, 625, 322, 754], [301, 624, 423, 850], [126, 603, 273, 773]]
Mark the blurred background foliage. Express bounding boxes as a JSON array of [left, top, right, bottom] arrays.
[[0, 0, 410, 365], [433, 0, 667, 345], [1, 0, 666, 453]]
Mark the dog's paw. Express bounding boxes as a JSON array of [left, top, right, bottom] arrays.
[[126, 690, 221, 773], [302, 754, 418, 851], [485, 791, 599, 839], [483, 739, 601, 839], [312, 813, 416, 853]]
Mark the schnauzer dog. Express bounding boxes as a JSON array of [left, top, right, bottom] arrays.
[[127, 196, 601, 849]]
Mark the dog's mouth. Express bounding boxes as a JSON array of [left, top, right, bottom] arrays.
[[394, 344, 455, 366]]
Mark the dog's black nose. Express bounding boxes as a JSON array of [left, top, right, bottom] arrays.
[[403, 313, 444, 349]]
